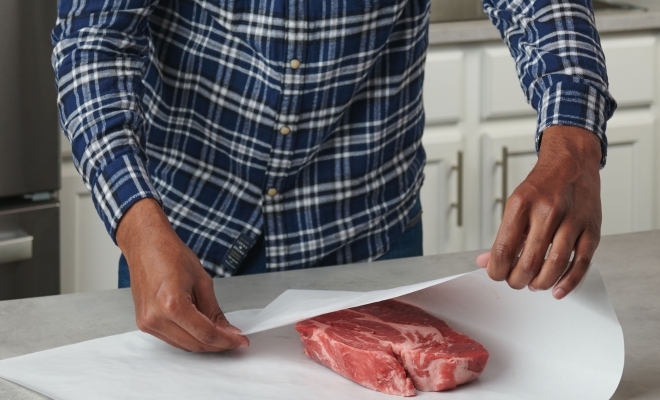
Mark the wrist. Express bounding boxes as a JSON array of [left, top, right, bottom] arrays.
[[116, 198, 176, 260], [538, 125, 602, 172]]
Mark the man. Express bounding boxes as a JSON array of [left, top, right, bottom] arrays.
[[52, 0, 615, 353]]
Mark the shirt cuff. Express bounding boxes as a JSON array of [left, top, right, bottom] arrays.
[[535, 79, 617, 169], [90, 152, 162, 244]]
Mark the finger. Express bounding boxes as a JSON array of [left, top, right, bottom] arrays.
[[529, 223, 579, 291], [140, 325, 192, 352], [509, 237, 526, 275], [487, 195, 530, 281], [194, 279, 249, 340], [165, 293, 248, 351], [209, 308, 245, 336], [152, 320, 231, 353], [552, 231, 598, 299], [478, 239, 525, 269], [136, 315, 195, 352], [476, 252, 490, 268], [507, 221, 556, 289], [138, 310, 229, 352]]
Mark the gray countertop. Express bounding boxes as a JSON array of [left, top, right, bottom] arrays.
[[1, 230, 659, 399], [429, 0, 660, 45]]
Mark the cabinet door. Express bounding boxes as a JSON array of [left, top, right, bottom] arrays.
[[480, 121, 537, 246], [598, 112, 654, 235], [60, 162, 121, 294], [601, 36, 655, 108], [480, 113, 654, 246], [481, 47, 534, 120], [424, 50, 464, 124], [420, 127, 464, 255]]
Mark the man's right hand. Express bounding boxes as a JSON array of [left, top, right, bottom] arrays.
[[116, 199, 249, 352]]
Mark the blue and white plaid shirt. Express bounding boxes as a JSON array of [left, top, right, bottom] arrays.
[[52, 0, 616, 276]]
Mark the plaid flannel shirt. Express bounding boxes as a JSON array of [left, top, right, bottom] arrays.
[[52, 0, 616, 276]]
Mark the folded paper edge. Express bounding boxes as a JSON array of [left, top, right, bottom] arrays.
[[232, 271, 470, 335]]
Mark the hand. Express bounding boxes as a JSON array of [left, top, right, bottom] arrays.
[[476, 125, 602, 300], [117, 199, 249, 352]]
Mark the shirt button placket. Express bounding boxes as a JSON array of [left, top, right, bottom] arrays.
[[263, 1, 305, 269]]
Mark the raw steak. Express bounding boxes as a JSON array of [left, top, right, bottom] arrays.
[[295, 299, 489, 397]]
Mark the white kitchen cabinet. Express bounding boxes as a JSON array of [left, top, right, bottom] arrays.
[[601, 36, 655, 108], [479, 120, 537, 246], [481, 47, 534, 120], [423, 50, 465, 124], [599, 112, 655, 234], [60, 160, 121, 294], [420, 127, 465, 255]]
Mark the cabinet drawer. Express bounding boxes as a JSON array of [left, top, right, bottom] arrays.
[[481, 35, 656, 120], [0, 201, 59, 300], [423, 50, 464, 124], [602, 36, 655, 107], [481, 47, 532, 120]]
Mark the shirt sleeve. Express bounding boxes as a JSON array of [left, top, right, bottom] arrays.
[[483, 0, 617, 168], [52, 0, 162, 242]]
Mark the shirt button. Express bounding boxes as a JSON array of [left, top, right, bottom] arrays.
[[279, 126, 291, 135], [290, 59, 301, 69], [267, 188, 278, 197]]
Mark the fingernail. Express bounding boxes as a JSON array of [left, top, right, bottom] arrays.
[[228, 326, 243, 335], [238, 341, 249, 350], [553, 287, 567, 300], [528, 284, 537, 292]]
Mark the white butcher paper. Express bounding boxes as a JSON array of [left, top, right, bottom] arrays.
[[0, 265, 624, 400]]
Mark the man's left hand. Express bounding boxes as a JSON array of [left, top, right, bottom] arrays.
[[476, 125, 603, 300]]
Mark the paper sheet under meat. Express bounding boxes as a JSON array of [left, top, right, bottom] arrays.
[[0, 266, 624, 399]]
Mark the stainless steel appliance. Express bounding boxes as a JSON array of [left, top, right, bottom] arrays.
[[430, 0, 646, 23], [0, 0, 60, 300]]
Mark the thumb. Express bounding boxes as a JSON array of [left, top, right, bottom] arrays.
[[195, 279, 246, 336], [210, 307, 244, 335], [476, 251, 490, 268]]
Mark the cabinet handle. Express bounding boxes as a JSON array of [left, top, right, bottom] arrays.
[[495, 147, 509, 218], [0, 233, 33, 265], [450, 151, 463, 227]]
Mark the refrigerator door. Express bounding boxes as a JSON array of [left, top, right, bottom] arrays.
[[0, 201, 59, 300], [0, 0, 59, 198]]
